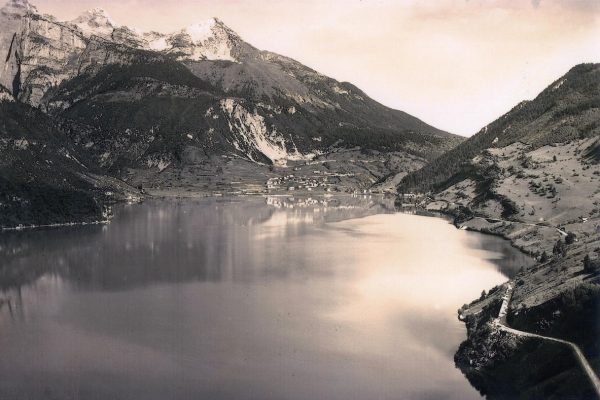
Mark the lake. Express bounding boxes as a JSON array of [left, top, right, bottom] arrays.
[[0, 196, 532, 400]]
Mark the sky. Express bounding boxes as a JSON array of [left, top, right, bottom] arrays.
[[31, 0, 600, 136]]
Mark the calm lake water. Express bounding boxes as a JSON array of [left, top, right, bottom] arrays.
[[0, 196, 532, 400]]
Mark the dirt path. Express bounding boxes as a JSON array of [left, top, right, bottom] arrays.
[[471, 216, 567, 236], [495, 285, 600, 398]]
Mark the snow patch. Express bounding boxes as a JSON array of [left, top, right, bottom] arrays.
[[180, 18, 237, 62], [185, 19, 218, 43]]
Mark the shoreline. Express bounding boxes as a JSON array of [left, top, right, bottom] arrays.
[[0, 191, 393, 232], [1, 218, 111, 232], [424, 199, 543, 258], [436, 195, 600, 398], [4, 192, 590, 397]]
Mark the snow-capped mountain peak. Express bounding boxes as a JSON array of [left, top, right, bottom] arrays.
[[71, 7, 116, 38], [174, 17, 240, 62], [184, 18, 219, 43], [66, 9, 241, 62]]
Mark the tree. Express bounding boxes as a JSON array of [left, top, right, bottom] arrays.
[[565, 232, 577, 245], [553, 239, 567, 258], [584, 255, 592, 272], [584, 255, 599, 273], [540, 251, 549, 263]]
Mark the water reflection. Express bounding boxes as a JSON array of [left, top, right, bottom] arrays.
[[0, 196, 530, 400], [0, 196, 399, 292]]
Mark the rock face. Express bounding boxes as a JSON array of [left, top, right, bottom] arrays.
[[1, 0, 87, 104], [0, 1, 246, 106], [0, 0, 461, 174], [70, 7, 116, 38]]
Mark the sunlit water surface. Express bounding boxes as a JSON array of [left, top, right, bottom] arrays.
[[0, 196, 532, 400]]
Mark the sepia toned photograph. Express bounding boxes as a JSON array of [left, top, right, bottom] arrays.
[[0, 0, 599, 399]]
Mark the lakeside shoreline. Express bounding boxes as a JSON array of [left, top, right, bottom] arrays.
[[4, 191, 584, 398], [1, 218, 111, 232], [3, 190, 596, 395], [0, 190, 394, 232], [423, 196, 600, 399]]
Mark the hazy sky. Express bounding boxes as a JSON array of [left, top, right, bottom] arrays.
[[32, 0, 600, 136]]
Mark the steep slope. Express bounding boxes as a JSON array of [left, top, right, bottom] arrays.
[[0, 89, 137, 228], [45, 59, 446, 195], [0, 0, 160, 106], [399, 63, 600, 193], [403, 64, 600, 399]]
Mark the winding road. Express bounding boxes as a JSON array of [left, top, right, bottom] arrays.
[[495, 284, 600, 398], [469, 215, 568, 236], [440, 199, 598, 394]]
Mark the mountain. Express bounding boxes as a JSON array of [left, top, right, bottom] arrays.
[[0, 0, 461, 177], [0, 0, 466, 226], [404, 64, 600, 398], [398, 63, 600, 193], [0, 92, 136, 228]]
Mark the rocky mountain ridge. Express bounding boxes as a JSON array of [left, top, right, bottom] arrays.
[[0, 0, 460, 161]]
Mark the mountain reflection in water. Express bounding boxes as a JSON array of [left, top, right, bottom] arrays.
[[0, 196, 532, 400]]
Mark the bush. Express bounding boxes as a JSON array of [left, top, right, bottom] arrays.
[[553, 239, 568, 258], [583, 255, 600, 273]]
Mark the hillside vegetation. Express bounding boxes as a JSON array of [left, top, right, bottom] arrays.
[[399, 64, 600, 193]]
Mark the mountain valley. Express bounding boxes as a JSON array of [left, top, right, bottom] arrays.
[[0, 0, 461, 229], [0, 1, 599, 398]]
